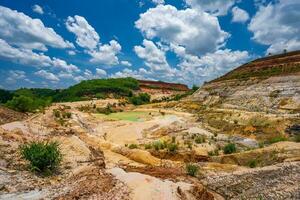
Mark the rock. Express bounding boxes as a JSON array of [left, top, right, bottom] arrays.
[[203, 161, 300, 200]]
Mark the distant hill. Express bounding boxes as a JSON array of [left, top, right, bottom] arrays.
[[0, 78, 190, 112]]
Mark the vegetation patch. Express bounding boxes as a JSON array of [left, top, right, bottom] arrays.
[[20, 141, 62, 175], [129, 93, 150, 105], [186, 163, 199, 177], [223, 143, 237, 154]]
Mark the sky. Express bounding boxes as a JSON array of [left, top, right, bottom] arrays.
[[0, 0, 299, 89]]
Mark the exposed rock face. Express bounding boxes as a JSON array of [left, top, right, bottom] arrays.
[[0, 106, 27, 125], [188, 51, 300, 113], [203, 161, 300, 200]]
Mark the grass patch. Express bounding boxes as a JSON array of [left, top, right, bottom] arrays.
[[20, 141, 62, 175], [268, 136, 287, 144]]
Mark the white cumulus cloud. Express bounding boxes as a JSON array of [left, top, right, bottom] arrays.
[[0, 39, 79, 72], [185, 0, 236, 16], [89, 40, 122, 65], [66, 15, 122, 65], [32, 5, 44, 15], [66, 15, 100, 50], [135, 5, 229, 55], [249, 0, 300, 54], [231, 6, 250, 23], [0, 6, 73, 51], [121, 61, 132, 67], [35, 70, 59, 82]]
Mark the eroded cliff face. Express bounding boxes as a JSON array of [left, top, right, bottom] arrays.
[[189, 74, 300, 113], [188, 51, 300, 114]]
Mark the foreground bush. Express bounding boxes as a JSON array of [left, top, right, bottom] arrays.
[[186, 163, 199, 177], [20, 141, 62, 175], [223, 143, 237, 154]]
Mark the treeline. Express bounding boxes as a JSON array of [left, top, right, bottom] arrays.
[[0, 78, 142, 112]]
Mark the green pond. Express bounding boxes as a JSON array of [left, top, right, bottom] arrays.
[[96, 111, 153, 122]]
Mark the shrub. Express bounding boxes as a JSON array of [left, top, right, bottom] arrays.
[[223, 143, 237, 154], [130, 93, 150, 105], [144, 143, 152, 149], [20, 141, 62, 175], [62, 112, 72, 119], [195, 136, 206, 144], [248, 160, 258, 168], [152, 140, 166, 151], [128, 144, 138, 149], [171, 136, 176, 143], [96, 104, 115, 115], [186, 163, 199, 177], [167, 143, 178, 153], [53, 110, 61, 118], [208, 149, 219, 156]]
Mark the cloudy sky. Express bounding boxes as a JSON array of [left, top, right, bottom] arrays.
[[0, 0, 299, 89]]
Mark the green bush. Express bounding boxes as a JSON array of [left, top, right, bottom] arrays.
[[128, 144, 138, 149], [144, 143, 152, 149], [186, 163, 199, 177], [53, 110, 61, 118], [208, 149, 219, 156], [6, 95, 34, 112], [130, 93, 150, 105], [167, 143, 178, 153], [223, 143, 237, 154], [20, 141, 62, 175], [152, 140, 166, 151], [248, 160, 258, 168]]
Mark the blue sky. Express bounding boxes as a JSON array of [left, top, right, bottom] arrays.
[[0, 0, 299, 89]]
